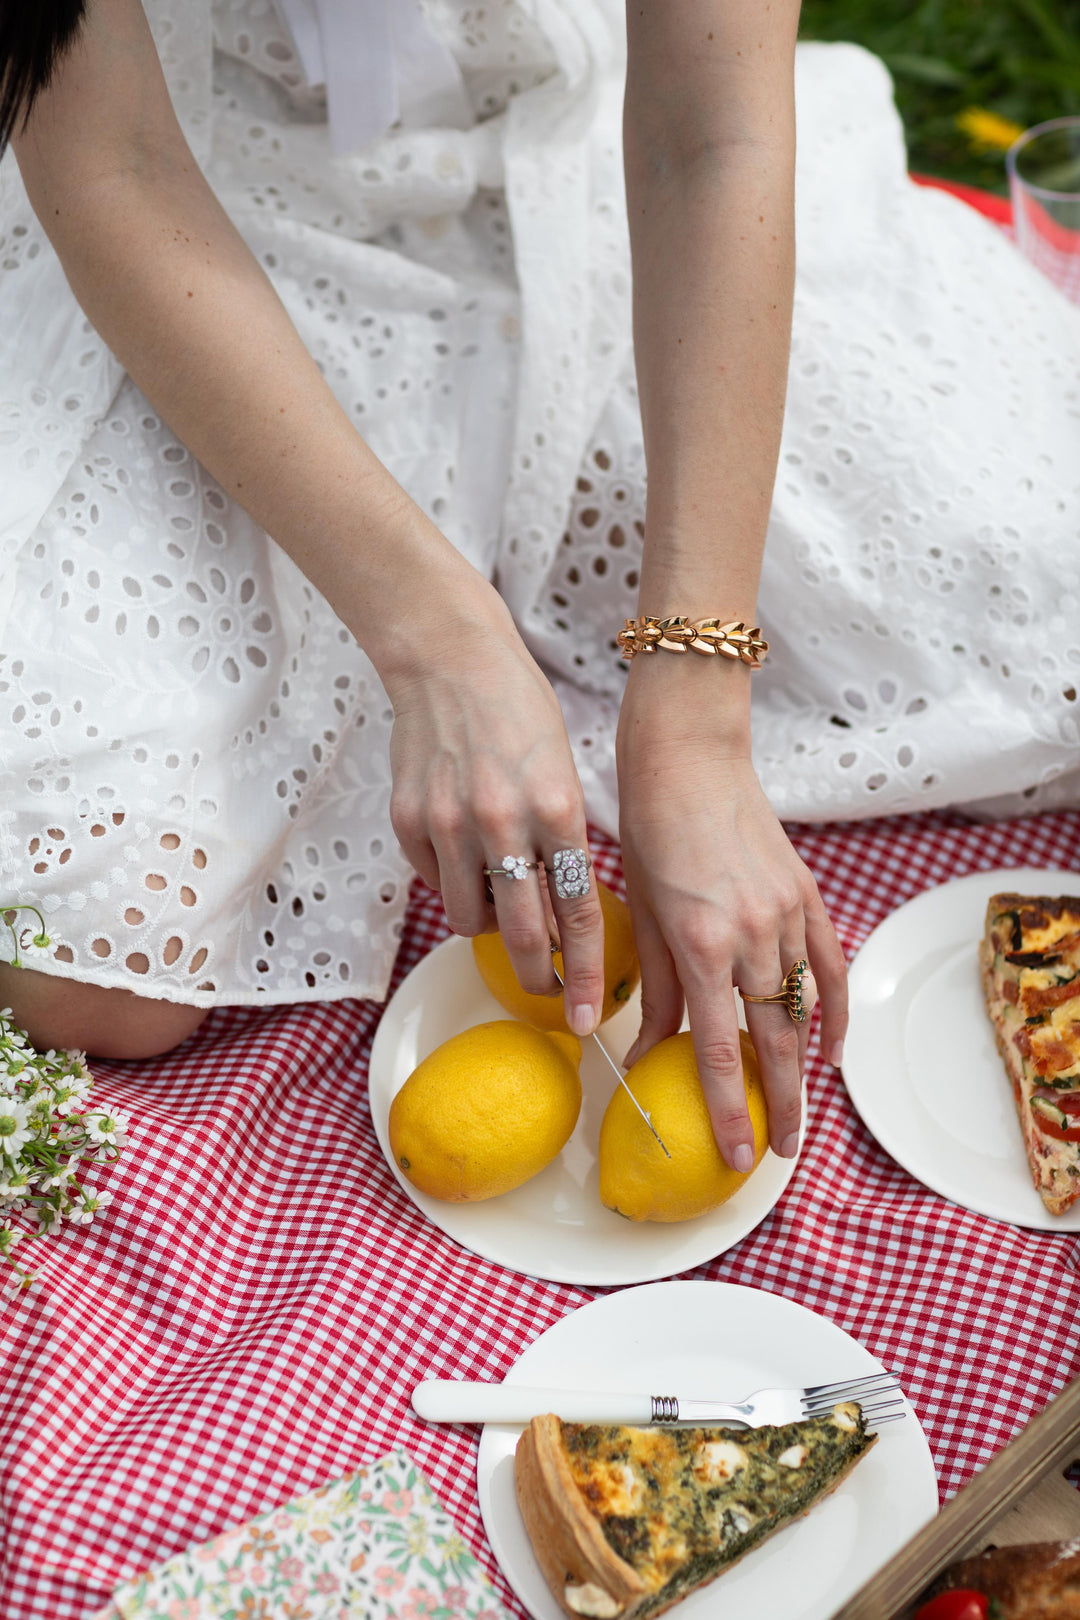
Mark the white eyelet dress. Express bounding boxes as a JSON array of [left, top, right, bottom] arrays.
[[1, 0, 1078, 1007]]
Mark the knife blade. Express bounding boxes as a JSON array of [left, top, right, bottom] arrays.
[[550, 948, 670, 1158]]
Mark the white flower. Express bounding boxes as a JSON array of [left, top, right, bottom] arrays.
[[49, 1076, 92, 1115], [17, 929, 52, 961], [82, 1109, 130, 1148], [0, 1099, 32, 1160], [38, 1163, 77, 1192]]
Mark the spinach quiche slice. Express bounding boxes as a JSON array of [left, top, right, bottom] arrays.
[[514, 1403, 876, 1619], [980, 893, 1080, 1216]]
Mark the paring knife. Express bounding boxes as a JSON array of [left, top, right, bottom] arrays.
[[549, 949, 671, 1159]]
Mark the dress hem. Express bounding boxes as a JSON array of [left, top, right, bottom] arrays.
[[0, 954, 402, 1013]]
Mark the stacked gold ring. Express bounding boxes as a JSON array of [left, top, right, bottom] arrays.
[[741, 958, 811, 1024]]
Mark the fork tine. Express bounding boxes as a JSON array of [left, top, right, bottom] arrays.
[[803, 1370, 901, 1399], [803, 1386, 903, 1414], [855, 1398, 908, 1419], [802, 1372, 901, 1412], [802, 1400, 907, 1427], [802, 1397, 905, 1422]]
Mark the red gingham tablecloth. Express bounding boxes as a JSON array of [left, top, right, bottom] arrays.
[[3, 808, 1080, 1620]]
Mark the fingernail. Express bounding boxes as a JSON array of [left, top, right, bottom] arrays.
[[732, 1144, 754, 1175], [569, 1003, 598, 1037], [830, 1040, 844, 1068], [780, 1132, 800, 1159]]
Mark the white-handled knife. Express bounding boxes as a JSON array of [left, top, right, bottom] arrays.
[[414, 1380, 661, 1425]]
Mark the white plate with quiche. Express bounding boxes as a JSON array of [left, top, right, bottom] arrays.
[[844, 867, 1080, 1229], [476, 1281, 937, 1620], [369, 936, 800, 1287]]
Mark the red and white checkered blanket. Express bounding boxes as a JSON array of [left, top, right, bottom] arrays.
[[3, 806, 1080, 1620]]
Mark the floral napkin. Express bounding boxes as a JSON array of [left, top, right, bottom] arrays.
[[93, 1451, 511, 1620]]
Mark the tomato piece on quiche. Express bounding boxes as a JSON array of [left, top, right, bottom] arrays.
[[980, 893, 1080, 1215]]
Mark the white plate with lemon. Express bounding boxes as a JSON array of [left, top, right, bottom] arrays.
[[368, 913, 801, 1286]]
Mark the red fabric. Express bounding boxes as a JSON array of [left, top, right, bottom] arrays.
[[910, 172, 1014, 226], [4, 811, 1080, 1619]]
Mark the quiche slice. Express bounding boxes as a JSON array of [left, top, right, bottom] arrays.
[[981, 892, 1080, 1216], [514, 1403, 876, 1619]]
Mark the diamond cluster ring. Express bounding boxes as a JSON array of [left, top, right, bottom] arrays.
[[552, 848, 590, 900], [482, 855, 540, 881]]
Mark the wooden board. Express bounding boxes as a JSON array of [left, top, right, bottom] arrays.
[[830, 1378, 1080, 1618]]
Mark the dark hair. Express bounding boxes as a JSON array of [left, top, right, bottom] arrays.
[[0, 1, 87, 154]]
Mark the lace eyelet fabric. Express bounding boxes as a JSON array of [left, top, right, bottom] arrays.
[[1, 6, 1079, 1007]]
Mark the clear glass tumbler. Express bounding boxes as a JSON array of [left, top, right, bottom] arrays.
[[1007, 115, 1080, 304]]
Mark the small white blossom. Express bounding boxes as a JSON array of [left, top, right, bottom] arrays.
[[17, 929, 52, 961], [49, 1078, 92, 1115], [37, 1164, 77, 1192], [83, 1110, 130, 1148], [0, 1099, 32, 1160]]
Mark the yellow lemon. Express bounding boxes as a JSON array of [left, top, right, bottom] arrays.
[[471, 879, 640, 1033], [388, 1019, 582, 1202], [598, 1030, 768, 1222]]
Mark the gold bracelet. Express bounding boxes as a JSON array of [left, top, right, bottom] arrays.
[[617, 615, 769, 668]]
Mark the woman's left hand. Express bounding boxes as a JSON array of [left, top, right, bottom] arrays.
[[615, 660, 848, 1172]]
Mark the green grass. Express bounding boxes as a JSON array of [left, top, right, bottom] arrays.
[[798, 0, 1080, 191]]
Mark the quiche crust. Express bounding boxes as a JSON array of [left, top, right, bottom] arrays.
[[515, 1405, 876, 1619], [981, 893, 1080, 1217]]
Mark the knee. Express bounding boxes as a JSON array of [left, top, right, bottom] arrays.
[[0, 964, 210, 1059]]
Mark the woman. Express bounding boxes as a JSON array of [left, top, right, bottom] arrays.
[[8, 0, 1070, 1176]]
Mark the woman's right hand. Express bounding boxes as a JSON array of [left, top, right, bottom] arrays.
[[383, 588, 606, 1038]]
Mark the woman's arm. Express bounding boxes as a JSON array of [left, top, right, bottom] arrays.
[[13, 0, 458, 680], [619, 0, 848, 1166], [10, 0, 608, 1031]]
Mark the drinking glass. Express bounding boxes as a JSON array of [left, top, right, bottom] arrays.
[[1007, 115, 1080, 304]]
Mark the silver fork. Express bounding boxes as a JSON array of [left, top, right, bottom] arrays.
[[411, 1370, 907, 1428], [653, 1370, 907, 1428]]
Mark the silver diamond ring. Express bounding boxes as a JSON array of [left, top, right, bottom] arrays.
[[482, 855, 540, 882], [551, 848, 591, 900]]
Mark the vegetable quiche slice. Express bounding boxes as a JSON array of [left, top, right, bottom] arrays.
[[981, 892, 1080, 1216], [515, 1403, 877, 1619]]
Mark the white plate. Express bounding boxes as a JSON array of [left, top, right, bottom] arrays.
[[476, 1281, 937, 1620], [368, 935, 800, 1287], [844, 866, 1080, 1229]]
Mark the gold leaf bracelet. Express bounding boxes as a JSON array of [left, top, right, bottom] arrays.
[[617, 616, 769, 668]]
